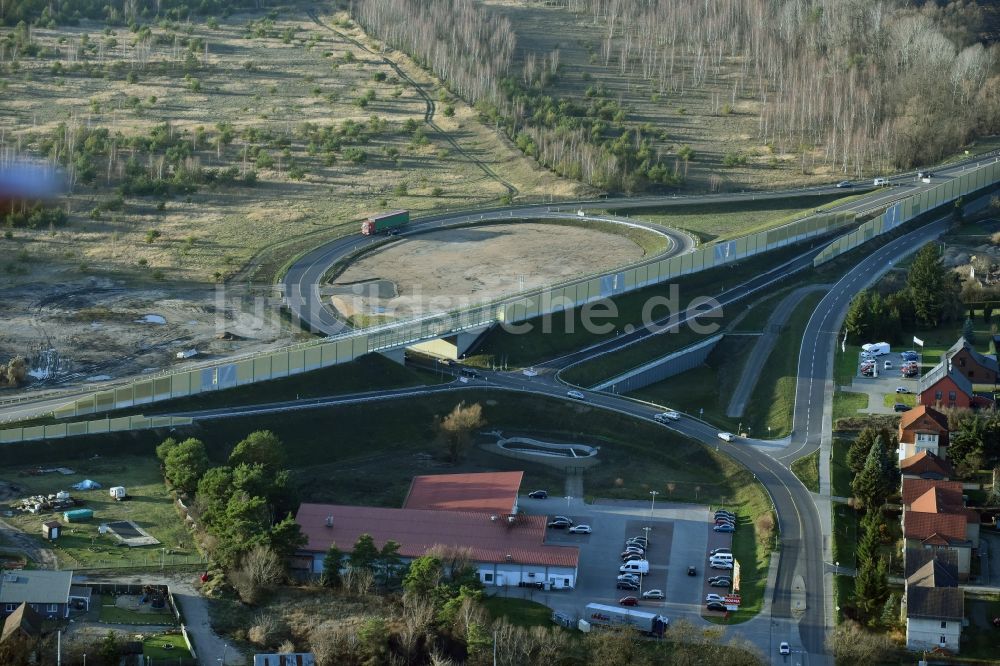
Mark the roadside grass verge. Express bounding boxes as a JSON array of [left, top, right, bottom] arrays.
[[832, 503, 859, 570], [834, 575, 855, 622], [482, 597, 553, 628], [831, 439, 853, 498], [791, 450, 820, 493], [834, 344, 861, 387], [608, 193, 856, 242], [882, 393, 916, 408], [1, 457, 195, 570], [730, 289, 794, 333], [832, 392, 868, 425], [626, 335, 752, 431], [742, 292, 825, 438], [470, 241, 820, 370], [143, 633, 192, 659]]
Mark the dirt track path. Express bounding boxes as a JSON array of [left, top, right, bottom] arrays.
[[0, 516, 59, 569]]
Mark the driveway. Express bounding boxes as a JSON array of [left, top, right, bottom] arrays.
[[0, 516, 58, 568]]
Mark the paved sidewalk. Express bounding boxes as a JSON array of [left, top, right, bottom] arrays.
[[727, 285, 831, 418]]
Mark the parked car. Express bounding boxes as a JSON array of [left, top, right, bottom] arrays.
[[687, 566, 697, 576], [553, 516, 573, 525], [617, 581, 639, 591], [706, 601, 727, 611], [626, 537, 648, 548], [547, 520, 571, 529], [713, 524, 735, 533], [617, 574, 640, 583], [893, 403, 911, 413], [551, 611, 574, 628], [902, 351, 918, 361], [710, 547, 732, 556], [619, 596, 640, 607], [709, 578, 732, 587], [566, 390, 585, 400], [569, 524, 591, 534], [717, 432, 735, 442], [836, 180, 853, 188], [528, 490, 548, 499], [711, 560, 734, 570], [642, 589, 665, 600], [884, 360, 893, 369], [621, 553, 644, 563], [895, 387, 909, 394], [706, 594, 726, 603], [714, 510, 735, 519], [715, 517, 736, 525], [779, 642, 791, 656]]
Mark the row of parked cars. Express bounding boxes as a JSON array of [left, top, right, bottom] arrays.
[[712, 508, 737, 533], [545, 514, 593, 534], [615, 536, 666, 605]]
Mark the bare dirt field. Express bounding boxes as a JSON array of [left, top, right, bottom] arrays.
[[0, 8, 583, 388], [329, 222, 644, 320]]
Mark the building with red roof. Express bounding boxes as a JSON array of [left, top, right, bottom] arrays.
[[900, 451, 953, 480], [897, 405, 950, 460], [901, 479, 980, 581], [294, 472, 579, 589]]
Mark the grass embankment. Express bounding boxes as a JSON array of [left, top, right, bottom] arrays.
[[628, 336, 750, 431], [791, 450, 820, 493], [831, 439, 853, 498], [471, 240, 818, 371], [1, 457, 196, 570], [729, 288, 794, 332], [608, 193, 856, 242], [534, 218, 671, 257], [741, 292, 825, 438]]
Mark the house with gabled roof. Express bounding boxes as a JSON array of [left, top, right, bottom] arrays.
[[0, 570, 72, 620], [903, 556, 964, 653], [0, 602, 43, 645], [900, 451, 953, 480], [902, 479, 980, 580], [945, 337, 998, 385], [918, 362, 977, 410], [898, 405, 950, 460]]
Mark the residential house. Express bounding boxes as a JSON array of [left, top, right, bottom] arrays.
[[945, 337, 999, 385], [0, 570, 72, 620], [0, 603, 43, 645], [294, 472, 579, 589], [900, 450, 953, 480], [902, 479, 980, 580], [918, 362, 978, 410], [897, 405, 950, 460], [903, 556, 964, 653]]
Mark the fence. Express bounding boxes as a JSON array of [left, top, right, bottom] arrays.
[[72, 552, 208, 571], [814, 160, 1000, 266], [0, 209, 859, 445]]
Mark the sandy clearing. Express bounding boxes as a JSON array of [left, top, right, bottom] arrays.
[[330, 222, 644, 320]]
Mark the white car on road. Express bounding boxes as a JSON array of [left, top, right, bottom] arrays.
[[641, 589, 665, 599], [568, 524, 592, 534], [566, 390, 585, 400], [653, 410, 680, 422], [717, 432, 735, 442]]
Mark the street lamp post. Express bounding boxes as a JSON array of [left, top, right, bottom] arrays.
[[649, 490, 659, 518]]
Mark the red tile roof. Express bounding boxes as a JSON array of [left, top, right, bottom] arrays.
[[403, 471, 524, 514], [901, 479, 963, 506], [899, 451, 953, 478], [910, 486, 964, 514], [295, 503, 579, 568], [903, 511, 969, 543], [898, 404, 949, 432]]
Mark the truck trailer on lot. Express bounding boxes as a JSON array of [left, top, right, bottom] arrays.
[[583, 603, 669, 636], [361, 210, 409, 235]]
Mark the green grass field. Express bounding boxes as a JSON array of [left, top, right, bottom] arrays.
[[882, 393, 916, 408], [832, 392, 869, 425], [482, 597, 554, 628], [791, 450, 820, 493], [832, 503, 859, 570], [97, 594, 177, 626], [742, 292, 825, 438], [142, 633, 191, 658]]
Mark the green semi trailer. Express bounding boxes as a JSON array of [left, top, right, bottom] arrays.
[[361, 209, 409, 235]]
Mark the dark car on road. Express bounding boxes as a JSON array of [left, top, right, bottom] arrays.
[[709, 578, 732, 588], [617, 581, 639, 591], [619, 596, 639, 607], [687, 566, 697, 576], [528, 490, 548, 499], [893, 403, 911, 412], [547, 520, 570, 529]]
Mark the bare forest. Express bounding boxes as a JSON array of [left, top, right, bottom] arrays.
[[355, 0, 1000, 191]]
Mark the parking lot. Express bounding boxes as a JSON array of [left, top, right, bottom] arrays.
[[847, 348, 922, 414], [513, 497, 737, 624]]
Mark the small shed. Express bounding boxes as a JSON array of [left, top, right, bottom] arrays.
[[63, 508, 93, 523], [41, 521, 61, 541], [109, 486, 127, 500]]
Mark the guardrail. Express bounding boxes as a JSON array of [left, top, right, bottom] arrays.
[[814, 159, 1000, 266]]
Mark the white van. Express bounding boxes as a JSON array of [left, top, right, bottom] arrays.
[[619, 560, 650, 575], [709, 553, 734, 564], [873, 177, 888, 186]]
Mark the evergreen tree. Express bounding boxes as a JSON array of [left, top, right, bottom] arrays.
[[907, 243, 949, 327], [163, 437, 210, 495], [852, 436, 892, 511], [963, 317, 976, 345], [350, 533, 380, 572], [322, 545, 343, 587], [880, 592, 900, 627], [844, 291, 872, 343]]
